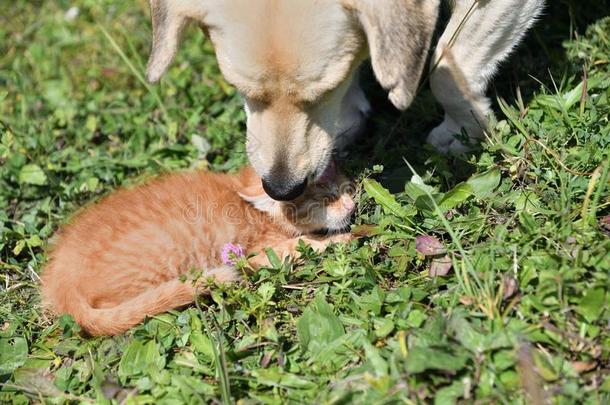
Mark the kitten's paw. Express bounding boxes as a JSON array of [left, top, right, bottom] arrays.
[[207, 265, 241, 283], [327, 233, 354, 244], [306, 233, 353, 252]]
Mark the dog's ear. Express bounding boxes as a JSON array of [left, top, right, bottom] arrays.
[[146, 0, 206, 83], [349, 0, 440, 110]]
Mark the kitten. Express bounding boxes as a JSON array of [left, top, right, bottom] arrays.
[[41, 166, 354, 336]]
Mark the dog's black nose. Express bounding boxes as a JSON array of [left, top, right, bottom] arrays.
[[261, 177, 308, 201]]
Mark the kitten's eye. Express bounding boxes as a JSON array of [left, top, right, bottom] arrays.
[[340, 182, 356, 197], [326, 184, 340, 198], [320, 191, 339, 202]]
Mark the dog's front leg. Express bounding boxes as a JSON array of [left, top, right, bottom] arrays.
[[428, 0, 544, 153]]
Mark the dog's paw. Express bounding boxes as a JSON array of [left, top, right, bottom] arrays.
[[427, 120, 471, 154], [427, 123, 456, 153]]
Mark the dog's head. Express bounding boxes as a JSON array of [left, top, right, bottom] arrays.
[[146, 0, 439, 200]]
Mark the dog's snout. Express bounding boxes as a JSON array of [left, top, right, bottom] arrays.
[[261, 176, 308, 201]]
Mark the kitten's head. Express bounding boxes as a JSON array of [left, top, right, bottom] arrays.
[[238, 166, 356, 234]]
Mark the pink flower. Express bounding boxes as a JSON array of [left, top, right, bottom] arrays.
[[415, 235, 446, 256], [221, 243, 245, 265]]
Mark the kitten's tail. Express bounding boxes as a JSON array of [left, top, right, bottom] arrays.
[[44, 266, 238, 336]]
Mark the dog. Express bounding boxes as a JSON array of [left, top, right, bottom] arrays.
[[144, 0, 544, 200]]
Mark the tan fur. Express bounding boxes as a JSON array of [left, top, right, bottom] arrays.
[[144, 0, 438, 196], [143, 0, 542, 193], [344, 0, 440, 109], [41, 167, 354, 336], [428, 0, 544, 153]]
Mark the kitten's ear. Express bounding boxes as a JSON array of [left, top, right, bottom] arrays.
[[239, 184, 278, 214]]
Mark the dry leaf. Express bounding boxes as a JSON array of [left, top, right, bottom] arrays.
[[600, 215, 610, 236], [502, 274, 519, 300], [352, 224, 380, 238], [430, 255, 452, 277], [572, 361, 596, 373], [261, 351, 273, 368]]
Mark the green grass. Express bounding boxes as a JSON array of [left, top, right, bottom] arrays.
[[1, 1, 609, 403]]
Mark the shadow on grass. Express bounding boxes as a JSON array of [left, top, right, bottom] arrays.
[[339, 0, 609, 192]]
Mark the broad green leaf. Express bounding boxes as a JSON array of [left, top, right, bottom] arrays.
[[514, 191, 542, 213], [410, 173, 435, 190], [363, 340, 388, 376], [406, 310, 426, 328], [519, 211, 538, 234], [534, 77, 602, 112], [310, 330, 366, 371], [12, 239, 26, 256], [257, 282, 276, 301], [414, 314, 446, 347], [439, 182, 473, 210], [189, 331, 215, 362], [296, 295, 344, 353], [171, 374, 216, 395], [355, 286, 386, 315], [373, 318, 394, 339], [601, 375, 610, 392], [263, 248, 282, 269], [172, 351, 214, 375], [414, 194, 439, 212], [500, 370, 520, 389], [363, 178, 408, 217], [118, 340, 166, 383], [12, 367, 63, 397], [448, 314, 486, 353], [251, 368, 316, 390], [404, 175, 436, 201], [434, 380, 465, 405], [467, 168, 501, 199], [27, 234, 42, 248], [18, 164, 47, 186], [493, 350, 516, 371], [0, 337, 28, 375], [58, 314, 81, 337], [405, 175, 444, 213], [405, 346, 468, 373], [576, 288, 606, 322]]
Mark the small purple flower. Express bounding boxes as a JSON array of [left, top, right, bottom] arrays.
[[221, 243, 245, 266]]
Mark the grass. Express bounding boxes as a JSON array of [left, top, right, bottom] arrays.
[[1, 1, 609, 403]]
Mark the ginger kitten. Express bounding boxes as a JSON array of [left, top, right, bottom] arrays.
[[41, 166, 355, 336]]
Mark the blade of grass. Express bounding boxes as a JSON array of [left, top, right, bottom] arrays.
[[195, 292, 232, 405], [403, 159, 494, 313], [97, 23, 168, 120], [581, 160, 609, 227]]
